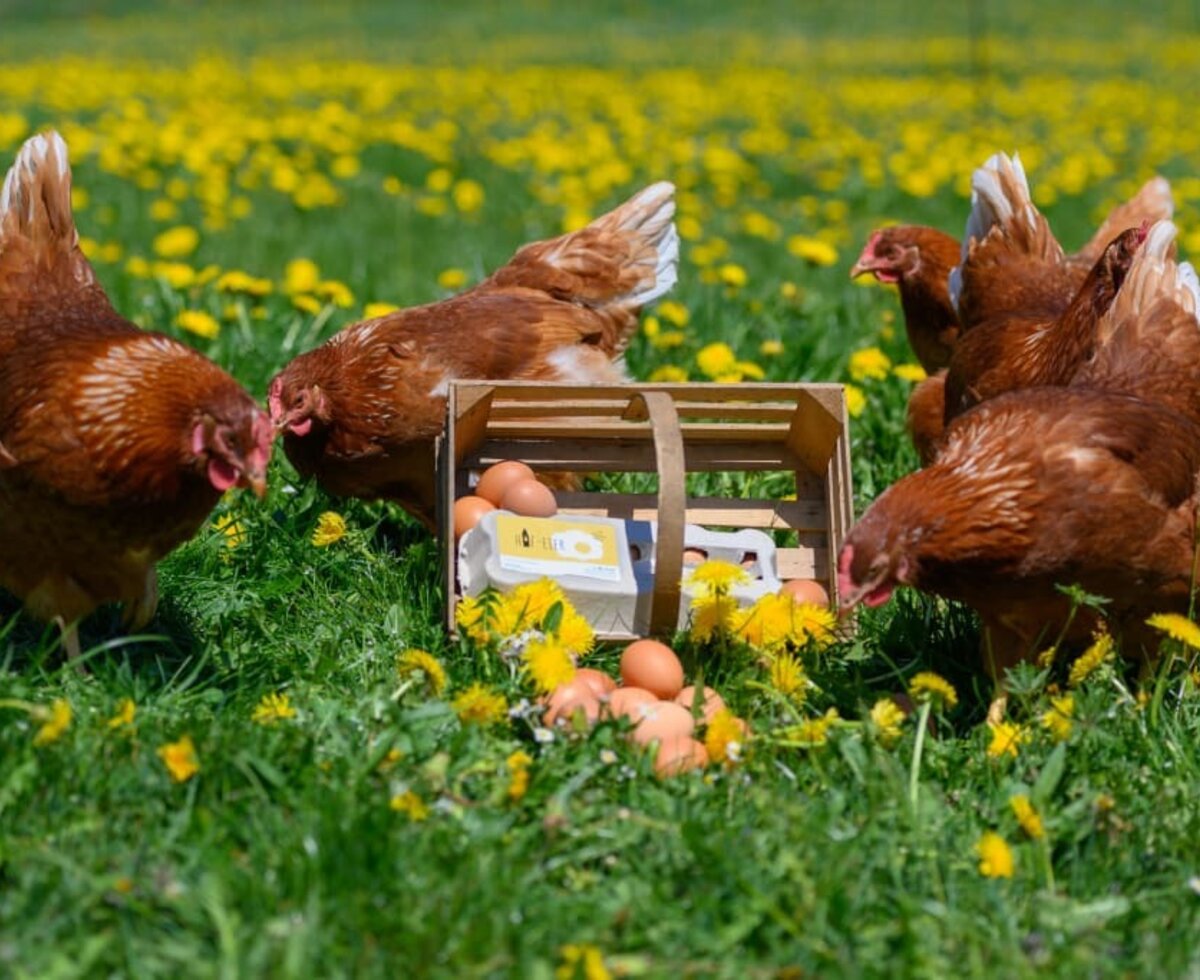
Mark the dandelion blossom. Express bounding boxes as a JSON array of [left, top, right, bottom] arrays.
[[152, 225, 199, 258], [689, 590, 740, 642], [656, 300, 689, 327], [1146, 612, 1200, 650], [686, 559, 750, 592], [870, 698, 905, 747], [33, 699, 72, 746], [1009, 794, 1045, 839], [437, 267, 468, 290], [506, 749, 533, 802], [892, 363, 927, 383], [705, 708, 747, 766], [158, 735, 200, 783], [782, 708, 840, 747], [769, 652, 808, 703], [390, 790, 430, 821], [848, 347, 892, 382], [364, 302, 400, 318], [718, 263, 747, 288], [1041, 693, 1074, 742], [453, 683, 508, 726], [523, 636, 576, 695], [283, 258, 320, 294], [398, 649, 447, 696], [908, 671, 958, 709], [786, 235, 838, 266], [986, 720, 1027, 759], [252, 692, 296, 725], [106, 698, 136, 730], [311, 511, 347, 547], [176, 310, 220, 340], [1069, 630, 1112, 686], [976, 831, 1014, 878], [844, 384, 866, 418], [557, 944, 611, 980], [696, 342, 738, 379]]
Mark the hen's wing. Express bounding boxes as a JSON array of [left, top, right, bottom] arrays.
[[1074, 220, 1200, 427], [906, 370, 946, 465], [950, 152, 1074, 330]]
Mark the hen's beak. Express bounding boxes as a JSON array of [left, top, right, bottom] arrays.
[[850, 231, 884, 279], [245, 470, 268, 500]]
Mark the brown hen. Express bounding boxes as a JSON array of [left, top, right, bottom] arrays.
[[270, 181, 678, 527], [0, 132, 272, 655]]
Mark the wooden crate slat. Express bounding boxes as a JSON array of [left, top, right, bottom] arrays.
[[482, 420, 796, 442], [465, 439, 810, 474], [455, 380, 844, 404], [485, 401, 802, 423], [554, 492, 828, 530]]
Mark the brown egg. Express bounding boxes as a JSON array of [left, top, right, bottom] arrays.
[[475, 460, 535, 506], [682, 548, 708, 566], [500, 478, 558, 518], [543, 678, 601, 727], [675, 685, 726, 724], [604, 686, 658, 721], [574, 668, 617, 698], [619, 639, 684, 699], [630, 701, 695, 747], [453, 495, 496, 539], [780, 579, 830, 607], [654, 736, 709, 777]]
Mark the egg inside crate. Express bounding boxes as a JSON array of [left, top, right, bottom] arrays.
[[619, 639, 684, 699], [475, 460, 535, 505], [779, 579, 830, 607], [452, 495, 496, 540], [500, 478, 558, 517]]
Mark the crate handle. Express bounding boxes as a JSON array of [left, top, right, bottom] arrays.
[[630, 391, 686, 637]]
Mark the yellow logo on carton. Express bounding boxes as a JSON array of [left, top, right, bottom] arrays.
[[495, 514, 622, 582]]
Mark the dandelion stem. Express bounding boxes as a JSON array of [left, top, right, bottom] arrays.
[[908, 700, 932, 810]]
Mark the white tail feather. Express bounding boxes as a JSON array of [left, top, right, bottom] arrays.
[[601, 180, 677, 308], [961, 151, 1031, 257], [1, 130, 72, 236]]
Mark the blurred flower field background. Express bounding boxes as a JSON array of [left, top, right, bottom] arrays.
[[4, 1, 1200, 976]]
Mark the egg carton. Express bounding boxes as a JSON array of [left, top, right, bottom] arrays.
[[458, 511, 779, 635]]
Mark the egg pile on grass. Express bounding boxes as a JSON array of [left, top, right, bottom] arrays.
[[453, 459, 558, 538], [541, 636, 748, 778]]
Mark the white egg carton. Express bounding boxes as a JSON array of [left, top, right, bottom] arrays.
[[458, 511, 780, 635]]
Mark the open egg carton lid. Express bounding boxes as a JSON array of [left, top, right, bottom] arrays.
[[458, 511, 779, 635]]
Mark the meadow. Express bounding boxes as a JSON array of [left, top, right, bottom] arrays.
[[2, 2, 1200, 976]]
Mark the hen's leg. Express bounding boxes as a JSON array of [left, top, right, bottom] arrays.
[[53, 615, 82, 667], [122, 566, 159, 631]]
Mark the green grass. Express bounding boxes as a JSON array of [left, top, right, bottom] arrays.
[[3, 3, 1200, 977]]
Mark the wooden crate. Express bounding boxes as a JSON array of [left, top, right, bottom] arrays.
[[438, 381, 853, 641]]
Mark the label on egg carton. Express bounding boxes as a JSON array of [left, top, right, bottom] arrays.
[[494, 514, 624, 582]]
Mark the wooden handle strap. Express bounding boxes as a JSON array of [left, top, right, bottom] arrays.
[[629, 391, 687, 637]]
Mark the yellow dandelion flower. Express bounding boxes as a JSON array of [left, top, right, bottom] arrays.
[[656, 300, 689, 327], [377, 747, 404, 772], [908, 671, 958, 709], [641, 314, 661, 339], [331, 154, 361, 179], [689, 590, 740, 642], [780, 281, 800, 300], [157, 735, 200, 783], [717, 263, 747, 288], [523, 636, 576, 695], [106, 698, 136, 730], [32, 699, 72, 746], [648, 365, 689, 383], [760, 339, 784, 357], [506, 749, 533, 802], [292, 294, 323, 315], [213, 514, 245, 552], [425, 168, 453, 192], [976, 831, 1014, 878], [791, 601, 838, 649], [364, 302, 400, 318], [651, 330, 686, 349], [453, 683, 508, 726], [215, 270, 272, 297], [870, 698, 906, 747], [734, 360, 766, 380], [176, 310, 220, 340], [252, 692, 296, 725], [283, 258, 321, 294], [705, 708, 747, 766], [1036, 646, 1058, 668], [696, 341, 738, 379], [1069, 630, 1112, 687], [314, 280, 354, 308], [986, 720, 1027, 759], [557, 944, 612, 980], [769, 652, 808, 703], [1146, 613, 1200, 650], [437, 267, 468, 290], [1041, 693, 1075, 742], [152, 225, 199, 259], [786, 235, 838, 266], [1009, 794, 1045, 840], [687, 559, 751, 591], [782, 707, 840, 748], [455, 595, 491, 645], [556, 607, 595, 657], [311, 511, 347, 547], [153, 261, 197, 289], [848, 347, 892, 382], [844, 384, 866, 418], [892, 363, 927, 383], [390, 789, 429, 821], [452, 179, 485, 213], [398, 649, 447, 696]]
